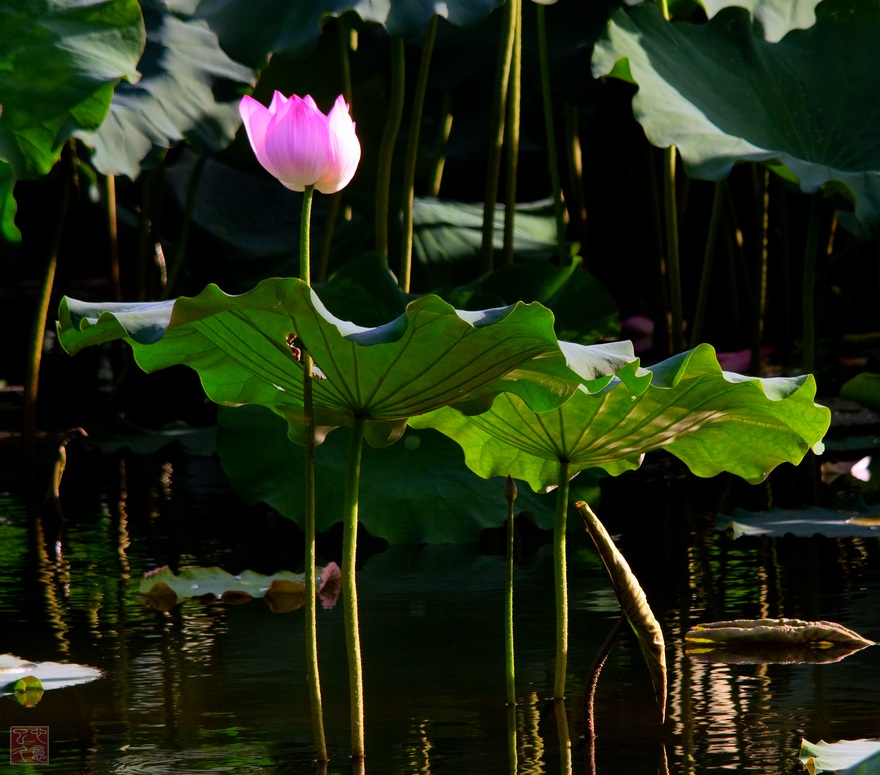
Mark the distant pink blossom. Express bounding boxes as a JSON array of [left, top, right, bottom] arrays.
[[239, 92, 360, 194]]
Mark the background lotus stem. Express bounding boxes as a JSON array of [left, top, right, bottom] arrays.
[[563, 104, 586, 261], [750, 166, 769, 373], [427, 92, 453, 197], [553, 459, 571, 700], [317, 16, 355, 283], [690, 181, 725, 344], [506, 704, 518, 775], [299, 183, 327, 761], [502, 0, 521, 266], [105, 174, 122, 301], [163, 153, 206, 300], [399, 15, 438, 292], [802, 191, 822, 373], [505, 476, 518, 707], [23, 142, 72, 462], [479, 0, 516, 275], [343, 415, 367, 758], [664, 145, 684, 352], [583, 614, 626, 775], [536, 3, 568, 266], [375, 36, 405, 260]]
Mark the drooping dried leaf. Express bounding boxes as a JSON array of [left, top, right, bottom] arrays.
[[576, 501, 666, 722], [139, 563, 341, 612]]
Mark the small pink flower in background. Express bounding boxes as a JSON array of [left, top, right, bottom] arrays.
[[239, 92, 360, 194]]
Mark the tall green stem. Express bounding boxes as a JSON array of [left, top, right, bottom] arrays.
[[553, 459, 571, 700], [751, 166, 769, 373], [502, 0, 522, 266], [23, 143, 71, 461], [105, 174, 122, 301], [375, 37, 405, 260], [691, 181, 725, 344], [427, 92, 453, 198], [299, 185, 327, 761], [163, 153, 206, 300], [400, 15, 438, 292], [505, 476, 518, 707], [664, 146, 683, 352], [344, 416, 367, 758], [802, 192, 822, 373], [536, 3, 568, 266], [479, 0, 516, 275]]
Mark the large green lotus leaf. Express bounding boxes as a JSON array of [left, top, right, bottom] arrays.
[[216, 404, 603, 541], [76, 0, 256, 178], [194, 0, 503, 68], [841, 372, 880, 415], [592, 0, 880, 224], [800, 740, 880, 775], [442, 255, 620, 345], [57, 278, 579, 445], [697, 0, 820, 42], [0, 0, 145, 179], [577, 501, 666, 722], [0, 162, 18, 242], [411, 343, 830, 492]]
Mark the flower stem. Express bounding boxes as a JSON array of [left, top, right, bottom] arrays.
[[536, 3, 568, 266], [504, 476, 518, 707], [400, 15, 438, 292], [343, 416, 367, 758], [553, 459, 571, 700], [299, 183, 327, 761], [375, 36, 406, 260]]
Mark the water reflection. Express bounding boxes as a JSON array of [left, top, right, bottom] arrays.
[[0, 452, 878, 773]]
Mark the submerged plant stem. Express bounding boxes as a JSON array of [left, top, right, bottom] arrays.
[[505, 476, 518, 707], [553, 459, 571, 700], [344, 415, 367, 758]]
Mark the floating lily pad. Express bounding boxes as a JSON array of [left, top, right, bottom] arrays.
[[139, 564, 341, 613], [800, 738, 880, 775], [717, 506, 880, 539], [1, 655, 102, 706]]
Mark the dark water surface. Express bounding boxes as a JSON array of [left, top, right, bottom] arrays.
[[1, 449, 878, 774]]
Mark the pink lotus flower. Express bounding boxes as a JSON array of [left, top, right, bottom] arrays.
[[239, 92, 360, 194]]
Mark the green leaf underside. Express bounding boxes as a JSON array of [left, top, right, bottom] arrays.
[[577, 501, 666, 722], [697, 0, 821, 42], [412, 344, 830, 492], [58, 279, 579, 446], [77, 1, 256, 178], [799, 739, 880, 775], [0, 0, 145, 179], [217, 406, 598, 542], [592, 0, 880, 224]]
